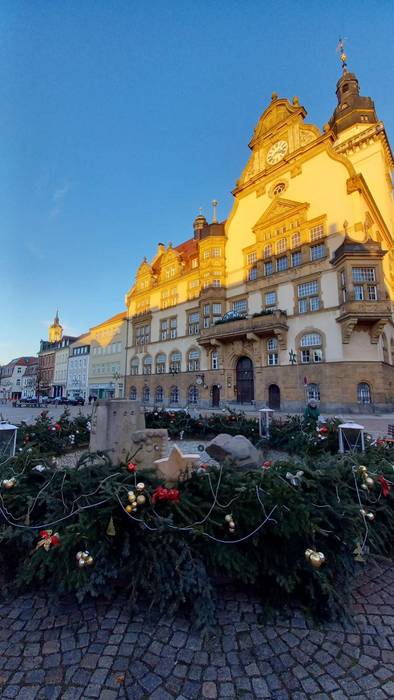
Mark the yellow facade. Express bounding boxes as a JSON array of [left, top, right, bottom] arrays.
[[88, 312, 127, 399], [124, 66, 394, 413]]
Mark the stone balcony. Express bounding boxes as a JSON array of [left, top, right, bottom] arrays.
[[198, 309, 288, 349], [337, 297, 393, 343]]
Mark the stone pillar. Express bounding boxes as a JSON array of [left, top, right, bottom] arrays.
[[90, 399, 146, 463]]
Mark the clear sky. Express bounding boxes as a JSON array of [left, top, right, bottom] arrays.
[[1, 0, 393, 364]]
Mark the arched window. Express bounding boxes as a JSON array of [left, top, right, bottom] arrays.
[[188, 385, 199, 404], [357, 382, 371, 404], [170, 386, 179, 404], [277, 238, 287, 254], [187, 348, 200, 372], [142, 355, 152, 375], [142, 385, 150, 403], [307, 383, 320, 401], [130, 357, 139, 376], [155, 386, 163, 403], [291, 232, 301, 248], [211, 351, 219, 370], [300, 333, 323, 364], [155, 353, 166, 374], [129, 386, 137, 400], [263, 244, 272, 258], [170, 351, 181, 374]]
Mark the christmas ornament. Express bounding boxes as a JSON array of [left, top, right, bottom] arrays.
[[365, 476, 374, 489], [106, 516, 116, 536], [127, 462, 136, 473], [262, 460, 272, 469], [136, 494, 146, 505], [136, 482, 145, 492], [286, 470, 304, 487], [36, 530, 60, 551], [1, 477, 16, 490], [127, 491, 136, 503], [76, 550, 94, 568], [125, 505, 134, 513], [304, 548, 325, 569], [224, 514, 232, 523], [360, 509, 375, 521], [152, 486, 180, 504], [353, 542, 365, 562], [378, 475, 390, 497]]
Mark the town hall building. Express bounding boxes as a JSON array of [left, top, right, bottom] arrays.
[[124, 57, 394, 413]]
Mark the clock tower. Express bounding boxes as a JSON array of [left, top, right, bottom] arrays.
[[49, 310, 63, 344]]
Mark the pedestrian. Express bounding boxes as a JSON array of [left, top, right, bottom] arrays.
[[88, 395, 92, 405]]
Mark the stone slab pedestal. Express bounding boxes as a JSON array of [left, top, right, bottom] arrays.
[[89, 399, 167, 465]]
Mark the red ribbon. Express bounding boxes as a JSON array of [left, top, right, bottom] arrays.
[[378, 475, 390, 497], [152, 486, 180, 504]]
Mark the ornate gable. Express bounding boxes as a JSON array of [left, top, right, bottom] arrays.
[[249, 97, 306, 148], [253, 198, 309, 232]]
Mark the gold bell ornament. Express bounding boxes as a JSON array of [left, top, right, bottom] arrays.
[[305, 548, 326, 569], [76, 550, 94, 568]]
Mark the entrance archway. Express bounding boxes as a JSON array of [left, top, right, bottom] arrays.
[[236, 356, 254, 403], [268, 384, 280, 410], [212, 385, 220, 407]]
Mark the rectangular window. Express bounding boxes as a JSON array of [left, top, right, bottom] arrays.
[[191, 258, 198, 269], [291, 251, 302, 267], [268, 353, 278, 366], [135, 325, 150, 345], [188, 312, 200, 335], [212, 247, 222, 257], [160, 319, 168, 341], [367, 285, 377, 300], [352, 267, 375, 282], [310, 243, 325, 261], [203, 317, 210, 328], [310, 224, 324, 241], [264, 261, 273, 276], [354, 285, 364, 301], [298, 280, 318, 298], [212, 279, 221, 287], [247, 252, 257, 264], [301, 348, 323, 364], [265, 291, 277, 307], [291, 232, 301, 248], [248, 267, 257, 281], [203, 249, 210, 259], [232, 299, 248, 314], [169, 317, 177, 338], [188, 279, 199, 288], [277, 256, 288, 272], [212, 303, 221, 315], [203, 304, 210, 315]]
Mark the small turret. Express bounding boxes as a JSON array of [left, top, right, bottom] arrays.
[[49, 310, 63, 343]]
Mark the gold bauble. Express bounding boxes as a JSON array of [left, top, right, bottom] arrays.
[[304, 548, 314, 560], [86, 556, 94, 566], [358, 465, 367, 473], [136, 494, 146, 505], [136, 482, 145, 492], [309, 552, 323, 569], [365, 477, 374, 488], [126, 505, 133, 513]]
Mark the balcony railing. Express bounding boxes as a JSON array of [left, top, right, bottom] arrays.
[[198, 309, 288, 344]]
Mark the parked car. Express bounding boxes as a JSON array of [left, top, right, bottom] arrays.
[[65, 397, 85, 406]]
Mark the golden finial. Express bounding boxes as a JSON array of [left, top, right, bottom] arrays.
[[337, 37, 348, 73]]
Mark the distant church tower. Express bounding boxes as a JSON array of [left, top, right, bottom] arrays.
[[49, 310, 63, 343]]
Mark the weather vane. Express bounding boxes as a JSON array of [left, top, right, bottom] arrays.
[[337, 37, 348, 73]]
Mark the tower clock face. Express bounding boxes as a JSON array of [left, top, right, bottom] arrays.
[[266, 140, 288, 165]]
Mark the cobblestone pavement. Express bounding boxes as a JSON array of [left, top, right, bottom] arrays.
[[1, 562, 393, 700]]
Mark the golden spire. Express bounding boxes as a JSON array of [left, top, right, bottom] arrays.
[[337, 37, 348, 73]]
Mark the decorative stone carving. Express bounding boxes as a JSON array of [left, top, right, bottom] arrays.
[[370, 319, 387, 344], [154, 445, 200, 483], [341, 318, 358, 343]]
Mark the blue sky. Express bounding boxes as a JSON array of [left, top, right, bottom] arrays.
[[1, 0, 393, 364]]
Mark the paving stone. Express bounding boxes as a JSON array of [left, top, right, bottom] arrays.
[[202, 681, 218, 698]]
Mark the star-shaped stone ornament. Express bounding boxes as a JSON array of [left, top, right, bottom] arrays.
[[154, 445, 200, 483]]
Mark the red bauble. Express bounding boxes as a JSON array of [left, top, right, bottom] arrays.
[[127, 462, 137, 473], [50, 535, 60, 546]]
